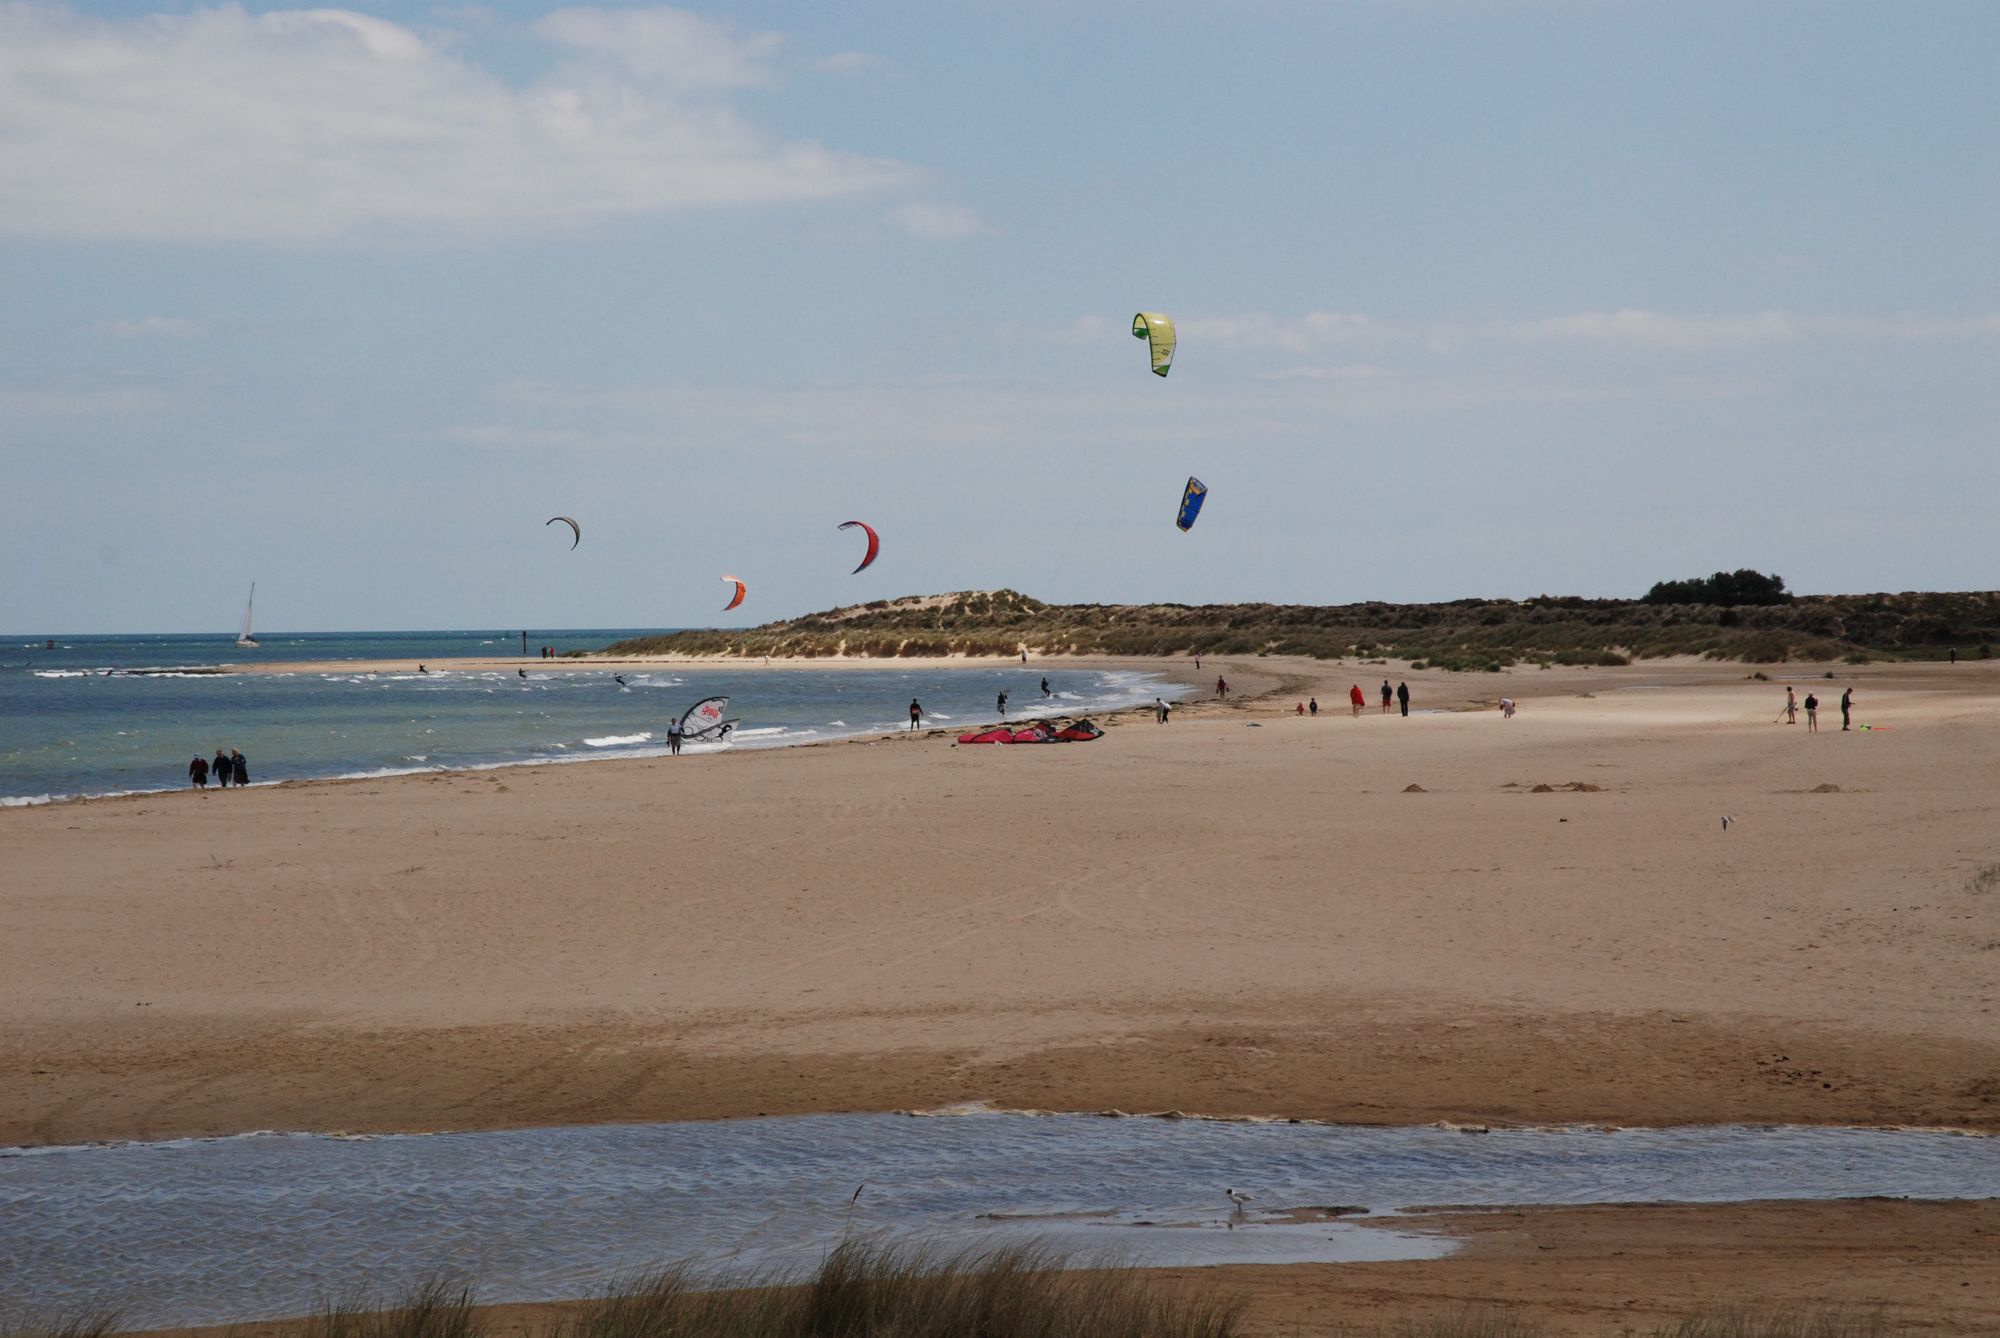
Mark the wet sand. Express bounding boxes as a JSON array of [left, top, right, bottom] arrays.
[[130, 1199, 2000, 1338], [4, 654, 1996, 1145]]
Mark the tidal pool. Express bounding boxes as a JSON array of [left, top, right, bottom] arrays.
[[2, 1112, 1993, 1328]]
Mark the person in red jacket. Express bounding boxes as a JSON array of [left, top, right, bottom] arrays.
[[1348, 684, 1365, 717]]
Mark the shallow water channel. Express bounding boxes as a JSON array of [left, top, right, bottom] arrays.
[[3, 1113, 1995, 1328]]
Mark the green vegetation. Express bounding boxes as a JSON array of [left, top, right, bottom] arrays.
[[1644, 569, 1794, 607], [600, 588, 2000, 669]]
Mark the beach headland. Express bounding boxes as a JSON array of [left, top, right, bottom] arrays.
[[3, 652, 1996, 1146]]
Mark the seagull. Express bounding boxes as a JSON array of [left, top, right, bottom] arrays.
[[1722, 815, 1734, 831], [1226, 1187, 1253, 1211]]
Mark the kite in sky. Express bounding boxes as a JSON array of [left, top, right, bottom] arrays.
[[1132, 312, 1176, 377], [839, 520, 881, 573]]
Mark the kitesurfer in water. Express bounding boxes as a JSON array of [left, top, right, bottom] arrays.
[[997, 691, 1008, 716], [614, 674, 625, 686], [418, 664, 428, 674], [518, 668, 527, 679], [909, 699, 923, 730], [1041, 677, 1050, 696]]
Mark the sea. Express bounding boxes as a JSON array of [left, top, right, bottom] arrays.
[[0, 631, 1182, 806]]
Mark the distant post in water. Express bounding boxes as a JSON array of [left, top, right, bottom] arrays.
[[521, 630, 529, 656]]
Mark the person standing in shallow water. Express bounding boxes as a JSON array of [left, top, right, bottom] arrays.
[[212, 749, 230, 788], [908, 699, 922, 731], [1397, 681, 1410, 717]]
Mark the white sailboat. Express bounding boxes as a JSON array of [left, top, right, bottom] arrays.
[[235, 583, 260, 648]]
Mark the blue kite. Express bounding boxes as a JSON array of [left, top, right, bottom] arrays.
[[1176, 476, 1208, 531]]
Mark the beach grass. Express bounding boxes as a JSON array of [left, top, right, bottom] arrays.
[[603, 588, 2000, 667]]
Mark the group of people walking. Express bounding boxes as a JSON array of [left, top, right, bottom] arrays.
[[1342, 680, 1411, 716], [1783, 685, 1855, 732], [188, 749, 248, 789]]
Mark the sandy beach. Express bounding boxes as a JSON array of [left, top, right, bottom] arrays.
[[8, 653, 2000, 1328], [5, 653, 1996, 1144]]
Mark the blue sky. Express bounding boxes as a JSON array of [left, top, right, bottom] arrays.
[[4, 0, 1996, 633]]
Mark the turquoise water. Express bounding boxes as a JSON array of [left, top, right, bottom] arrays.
[[0, 632, 1178, 804], [2, 1114, 1993, 1328]]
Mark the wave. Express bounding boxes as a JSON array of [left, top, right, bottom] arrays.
[[583, 733, 652, 748]]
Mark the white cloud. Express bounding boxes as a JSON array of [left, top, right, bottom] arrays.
[[0, 4, 908, 245], [887, 202, 993, 240], [534, 7, 781, 91], [1139, 308, 2000, 355], [106, 316, 202, 339]]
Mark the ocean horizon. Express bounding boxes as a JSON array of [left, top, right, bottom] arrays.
[[1, 629, 1181, 806]]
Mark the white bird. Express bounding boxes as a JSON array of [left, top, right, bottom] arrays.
[[1226, 1187, 1253, 1211], [1722, 815, 1734, 831]]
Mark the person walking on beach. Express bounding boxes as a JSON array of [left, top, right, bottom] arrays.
[[189, 754, 209, 789], [909, 698, 923, 730], [1215, 676, 1228, 700], [1841, 686, 1854, 730], [212, 748, 231, 788], [1155, 697, 1169, 723], [1348, 684, 1364, 716], [1380, 680, 1393, 713], [1784, 686, 1798, 724], [231, 749, 248, 787], [1308, 697, 1319, 717], [1804, 691, 1819, 732], [667, 719, 682, 755], [1397, 681, 1410, 717]]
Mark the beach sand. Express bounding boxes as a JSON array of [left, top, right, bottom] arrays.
[[6, 654, 1999, 1327], [129, 1200, 2000, 1338]]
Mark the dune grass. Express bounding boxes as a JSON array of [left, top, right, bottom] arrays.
[[1, 1254, 1911, 1338], [601, 588, 2000, 667]]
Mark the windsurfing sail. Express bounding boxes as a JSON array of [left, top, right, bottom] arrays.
[[1176, 477, 1207, 531], [720, 575, 747, 611], [235, 583, 260, 648], [1132, 312, 1176, 377], [838, 520, 881, 574], [679, 696, 732, 740], [546, 516, 580, 550]]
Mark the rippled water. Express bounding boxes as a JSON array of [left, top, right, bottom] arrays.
[[2, 1113, 1994, 1328], [1, 630, 1177, 802]]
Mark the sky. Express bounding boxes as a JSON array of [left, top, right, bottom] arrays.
[[3, 0, 1997, 633]]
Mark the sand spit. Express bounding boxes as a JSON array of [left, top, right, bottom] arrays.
[[3, 655, 1998, 1146]]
